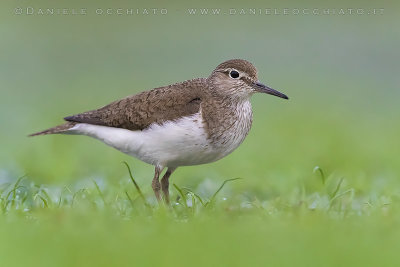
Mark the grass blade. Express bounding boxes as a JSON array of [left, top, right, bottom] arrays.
[[5, 175, 26, 209], [122, 162, 148, 206], [208, 178, 242, 206], [313, 166, 326, 185], [330, 177, 344, 199], [330, 188, 354, 204], [34, 194, 48, 208], [182, 187, 206, 206], [173, 183, 187, 207], [92, 179, 107, 206], [125, 191, 134, 208]]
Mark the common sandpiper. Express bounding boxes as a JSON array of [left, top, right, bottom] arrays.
[[30, 59, 289, 203]]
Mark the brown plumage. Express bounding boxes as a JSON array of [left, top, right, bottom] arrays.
[[30, 79, 205, 136], [30, 59, 288, 203], [30, 59, 263, 137], [29, 121, 77, 136]]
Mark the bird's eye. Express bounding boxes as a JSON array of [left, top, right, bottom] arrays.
[[229, 70, 240, 79]]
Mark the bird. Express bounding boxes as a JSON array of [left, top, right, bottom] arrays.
[[30, 59, 288, 203]]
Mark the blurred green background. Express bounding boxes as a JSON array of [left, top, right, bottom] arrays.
[[0, 0, 400, 266]]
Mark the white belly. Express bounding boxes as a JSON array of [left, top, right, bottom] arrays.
[[69, 113, 227, 168]]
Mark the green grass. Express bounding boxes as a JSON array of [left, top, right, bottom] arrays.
[[1, 0, 400, 265], [1, 162, 400, 267]]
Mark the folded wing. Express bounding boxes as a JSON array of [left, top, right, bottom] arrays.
[[64, 79, 205, 131]]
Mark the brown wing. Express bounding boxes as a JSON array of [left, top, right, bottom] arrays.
[[64, 78, 206, 131]]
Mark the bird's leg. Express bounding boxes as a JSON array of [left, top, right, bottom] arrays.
[[151, 166, 163, 202], [161, 167, 177, 204]]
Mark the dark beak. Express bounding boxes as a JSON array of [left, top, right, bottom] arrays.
[[252, 81, 289, 100]]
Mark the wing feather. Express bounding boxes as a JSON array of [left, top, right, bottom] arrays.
[[64, 78, 206, 131]]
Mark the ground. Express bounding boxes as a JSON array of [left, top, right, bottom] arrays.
[[1, 0, 399, 266]]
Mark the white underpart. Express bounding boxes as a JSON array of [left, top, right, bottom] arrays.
[[69, 113, 216, 168], [68, 101, 253, 168]]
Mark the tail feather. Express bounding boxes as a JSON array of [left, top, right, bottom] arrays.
[[29, 122, 78, 137]]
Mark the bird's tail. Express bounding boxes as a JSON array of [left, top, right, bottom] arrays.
[[29, 122, 78, 137]]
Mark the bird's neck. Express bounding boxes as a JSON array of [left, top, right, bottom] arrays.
[[202, 94, 253, 146]]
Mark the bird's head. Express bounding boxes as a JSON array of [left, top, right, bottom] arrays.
[[208, 59, 288, 100]]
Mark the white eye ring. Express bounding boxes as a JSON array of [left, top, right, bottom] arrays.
[[229, 70, 240, 79]]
